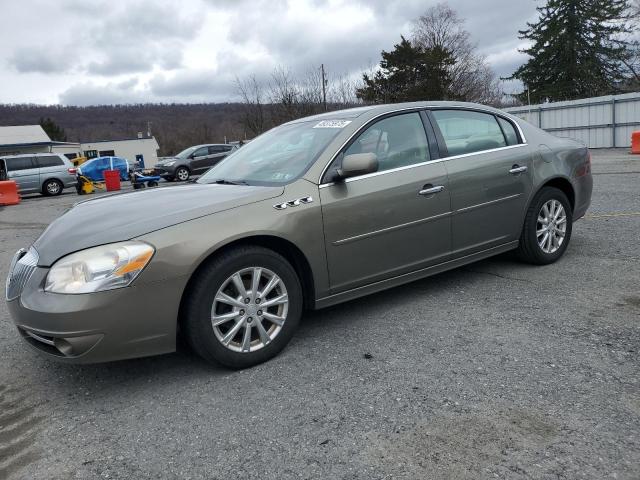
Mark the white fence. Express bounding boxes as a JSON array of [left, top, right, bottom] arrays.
[[505, 92, 640, 148]]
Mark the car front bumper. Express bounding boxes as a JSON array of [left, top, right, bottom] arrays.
[[153, 165, 177, 178], [6, 266, 187, 363]]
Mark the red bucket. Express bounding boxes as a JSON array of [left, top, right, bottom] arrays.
[[103, 170, 121, 191]]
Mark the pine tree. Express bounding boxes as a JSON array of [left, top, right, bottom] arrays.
[[509, 0, 634, 103], [39, 117, 67, 142], [356, 36, 456, 103]]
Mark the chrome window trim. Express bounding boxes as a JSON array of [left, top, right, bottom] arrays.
[[318, 143, 528, 189], [316, 105, 528, 185]]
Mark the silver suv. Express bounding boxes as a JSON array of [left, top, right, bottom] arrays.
[[154, 144, 237, 181], [0, 153, 77, 196]]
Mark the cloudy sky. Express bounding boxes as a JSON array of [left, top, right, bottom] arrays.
[[0, 0, 539, 106]]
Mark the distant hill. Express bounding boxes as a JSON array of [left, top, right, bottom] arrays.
[[0, 103, 248, 156]]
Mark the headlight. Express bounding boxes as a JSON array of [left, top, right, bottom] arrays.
[[163, 161, 176, 166], [44, 241, 154, 294]]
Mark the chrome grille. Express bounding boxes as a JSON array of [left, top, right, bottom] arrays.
[[6, 247, 39, 301]]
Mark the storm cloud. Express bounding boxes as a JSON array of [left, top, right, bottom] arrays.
[[0, 0, 539, 105]]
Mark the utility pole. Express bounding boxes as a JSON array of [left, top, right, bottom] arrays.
[[321, 64, 327, 111]]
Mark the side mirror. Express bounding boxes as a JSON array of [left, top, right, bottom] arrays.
[[337, 153, 378, 180]]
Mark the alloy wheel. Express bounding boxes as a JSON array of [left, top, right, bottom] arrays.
[[211, 267, 288, 353], [536, 199, 567, 254], [176, 168, 189, 181]]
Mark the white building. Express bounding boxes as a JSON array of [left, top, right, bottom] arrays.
[[80, 136, 161, 169], [0, 125, 81, 156], [0, 125, 161, 168]]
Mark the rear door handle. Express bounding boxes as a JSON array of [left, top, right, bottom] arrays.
[[509, 165, 528, 175], [418, 185, 445, 196]]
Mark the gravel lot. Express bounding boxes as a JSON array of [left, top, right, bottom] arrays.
[[1, 149, 639, 479]]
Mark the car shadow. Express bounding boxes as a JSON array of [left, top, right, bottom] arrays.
[[33, 252, 523, 394]]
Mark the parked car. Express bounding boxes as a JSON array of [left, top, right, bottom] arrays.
[[6, 101, 592, 368], [154, 144, 237, 181], [0, 153, 77, 196], [77, 156, 130, 182]]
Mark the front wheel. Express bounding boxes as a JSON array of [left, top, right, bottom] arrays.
[[516, 186, 573, 265], [182, 246, 303, 368], [175, 167, 190, 182]]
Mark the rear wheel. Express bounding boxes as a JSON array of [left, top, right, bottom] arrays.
[[175, 167, 190, 182], [42, 179, 63, 196], [516, 186, 573, 265], [182, 246, 302, 368]]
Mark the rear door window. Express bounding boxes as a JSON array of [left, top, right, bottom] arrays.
[[432, 110, 507, 156], [6, 157, 35, 171], [35, 155, 64, 168]]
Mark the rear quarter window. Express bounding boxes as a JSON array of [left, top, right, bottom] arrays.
[[497, 117, 520, 146]]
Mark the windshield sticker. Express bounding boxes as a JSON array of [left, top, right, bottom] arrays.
[[313, 120, 352, 129]]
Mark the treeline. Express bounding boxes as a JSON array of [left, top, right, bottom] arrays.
[[0, 103, 248, 156]]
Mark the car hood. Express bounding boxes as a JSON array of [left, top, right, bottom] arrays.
[[155, 157, 180, 165], [33, 184, 284, 266]]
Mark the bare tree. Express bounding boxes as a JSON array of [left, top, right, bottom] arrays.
[[412, 3, 503, 104], [328, 73, 360, 107], [236, 65, 362, 135], [622, 0, 640, 84], [268, 66, 302, 124], [235, 75, 266, 136]]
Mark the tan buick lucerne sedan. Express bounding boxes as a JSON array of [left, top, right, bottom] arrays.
[[6, 102, 592, 368]]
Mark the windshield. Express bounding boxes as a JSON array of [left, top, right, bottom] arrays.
[[197, 120, 345, 186], [175, 146, 198, 159]]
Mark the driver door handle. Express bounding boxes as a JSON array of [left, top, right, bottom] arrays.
[[419, 185, 445, 196], [509, 165, 528, 175]]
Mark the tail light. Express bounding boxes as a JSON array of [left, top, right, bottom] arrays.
[[67, 168, 77, 175]]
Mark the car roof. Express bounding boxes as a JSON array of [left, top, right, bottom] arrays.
[[190, 144, 233, 148], [286, 101, 509, 124], [1, 152, 66, 158]]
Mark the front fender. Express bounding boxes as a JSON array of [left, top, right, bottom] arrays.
[[135, 180, 330, 301]]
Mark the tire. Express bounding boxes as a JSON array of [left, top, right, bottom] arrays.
[[182, 246, 303, 369], [175, 167, 190, 182], [148, 181, 159, 187], [42, 179, 63, 196], [516, 186, 573, 265]]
